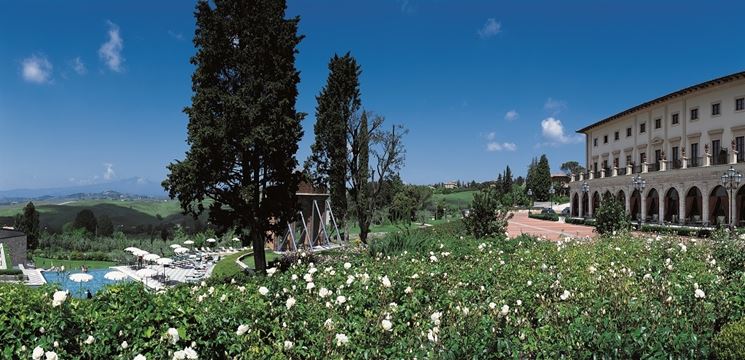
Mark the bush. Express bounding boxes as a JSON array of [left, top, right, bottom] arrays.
[[565, 217, 585, 225], [463, 188, 512, 238], [594, 194, 630, 235], [0, 269, 22, 275], [714, 318, 745, 359], [528, 213, 559, 221]]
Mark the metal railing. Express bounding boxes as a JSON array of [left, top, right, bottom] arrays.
[[689, 157, 702, 168]]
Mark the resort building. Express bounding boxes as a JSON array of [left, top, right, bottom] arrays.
[[568, 71, 745, 226]]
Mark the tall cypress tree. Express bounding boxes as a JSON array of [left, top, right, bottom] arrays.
[[503, 166, 513, 195], [349, 112, 371, 242], [14, 202, 40, 250], [534, 155, 552, 201], [163, 0, 304, 272], [307, 53, 362, 233]]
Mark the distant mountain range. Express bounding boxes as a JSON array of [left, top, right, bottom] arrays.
[[0, 177, 168, 202]]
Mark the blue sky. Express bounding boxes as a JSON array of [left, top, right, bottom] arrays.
[[2, 0, 745, 190]]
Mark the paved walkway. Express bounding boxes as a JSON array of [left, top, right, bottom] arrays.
[[19, 265, 46, 286], [113, 263, 214, 290], [507, 212, 595, 241]]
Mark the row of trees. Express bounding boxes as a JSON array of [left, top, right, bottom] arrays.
[[162, 0, 406, 271]]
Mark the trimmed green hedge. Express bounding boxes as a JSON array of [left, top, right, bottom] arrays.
[[638, 224, 713, 237], [565, 217, 596, 226], [0, 269, 22, 275], [528, 213, 559, 221], [714, 317, 745, 359]]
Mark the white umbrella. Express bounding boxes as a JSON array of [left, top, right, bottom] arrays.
[[69, 273, 93, 283], [104, 271, 128, 281], [183, 240, 194, 245], [156, 258, 173, 265], [174, 247, 189, 254], [143, 254, 161, 262], [188, 254, 197, 259], [232, 237, 240, 242], [206, 238, 217, 243], [136, 268, 157, 278], [169, 244, 182, 249], [132, 250, 150, 257], [69, 273, 94, 295], [124, 247, 141, 252]]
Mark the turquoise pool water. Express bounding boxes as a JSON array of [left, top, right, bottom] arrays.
[[42, 268, 130, 298]]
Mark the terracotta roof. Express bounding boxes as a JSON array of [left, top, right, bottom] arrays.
[[296, 181, 328, 195], [577, 70, 745, 134]]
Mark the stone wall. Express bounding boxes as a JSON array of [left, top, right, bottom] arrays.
[[0, 234, 28, 268]]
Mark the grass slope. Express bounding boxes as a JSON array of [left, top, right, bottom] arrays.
[[32, 257, 115, 270], [433, 190, 476, 209], [211, 250, 279, 280]]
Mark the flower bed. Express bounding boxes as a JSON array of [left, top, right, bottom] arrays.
[[1, 229, 744, 358]]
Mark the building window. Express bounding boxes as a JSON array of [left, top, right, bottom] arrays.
[[737, 136, 744, 162], [672, 146, 679, 168], [593, 138, 598, 147], [626, 154, 632, 165], [640, 123, 646, 133], [626, 127, 632, 137], [712, 102, 721, 116], [691, 143, 699, 166], [614, 131, 619, 141], [613, 157, 619, 168], [640, 152, 646, 164], [713, 139, 722, 164], [691, 107, 699, 120], [672, 113, 679, 125], [604, 135, 608, 144], [593, 162, 598, 172], [736, 97, 745, 111], [654, 118, 661, 129]]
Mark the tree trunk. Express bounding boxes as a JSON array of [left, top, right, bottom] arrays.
[[251, 230, 266, 273]]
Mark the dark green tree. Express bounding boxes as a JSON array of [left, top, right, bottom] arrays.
[[97, 214, 114, 237], [560, 161, 586, 175], [463, 188, 512, 239], [527, 155, 552, 201], [594, 193, 631, 235], [502, 166, 513, 195], [163, 0, 304, 272], [72, 209, 98, 235], [13, 202, 40, 250], [348, 111, 373, 242], [306, 52, 362, 234]]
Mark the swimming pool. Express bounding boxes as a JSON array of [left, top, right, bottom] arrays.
[[42, 268, 130, 298]]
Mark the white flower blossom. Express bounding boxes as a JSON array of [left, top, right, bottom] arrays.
[[84, 335, 95, 345], [45, 351, 58, 360], [500, 304, 509, 316], [284, 340, 294, 350], [404, 286, 412, 294], [121, 341, 128, 349], [52, 291, 67, 307], [319, 288, 331, 298], [266, 267, 277, 276], [286, 297, 296, 309], [430, 311, 442, 326], [335, 295, 346, 305], [382, 319, 393, 331], [306, 282, 315, 291], [32, 347, 44, 360], [695, 288, 706, 299], [381, 275, 392, 288], [560, 290, 571, 301], [324, 318, 334, 330], [134, 355, 146, 360], [167, 327, 180, 344], [258, 286, 269, 296], [344, 262, 352, 269], [335, 333, 349, 346], [236, 324, 249, 336]]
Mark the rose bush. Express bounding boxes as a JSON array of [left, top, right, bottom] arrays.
[[2, 226, 745, 358]]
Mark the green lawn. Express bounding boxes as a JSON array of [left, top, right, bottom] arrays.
[[211, 250, 279, 280], [32, 257, 116, 270], [433, 190, 476, 208], [2, 244, 12, 270]]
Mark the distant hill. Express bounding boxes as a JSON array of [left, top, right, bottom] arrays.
[[0, 177, 167, 202], [0, 199, 206, 234]]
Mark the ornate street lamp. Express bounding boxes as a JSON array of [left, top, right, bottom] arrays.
[[632, 174, 646, 226], [581, 181, 589, 218], [549, 184, 556, 210], [720, 165, 743, 228], [527, 188, 533, 214]]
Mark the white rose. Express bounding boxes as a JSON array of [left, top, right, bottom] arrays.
[[236, 324, 249, 336], [381, 319, 392, 331]]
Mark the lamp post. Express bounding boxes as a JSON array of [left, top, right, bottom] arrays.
[[720, 165, 743, 229], [549, 184, 556, 210], [632, 174, 646, 227], [527, 188, 533, 214], [581, 181, 589, 218]]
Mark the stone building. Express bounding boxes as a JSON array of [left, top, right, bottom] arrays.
[[0, 229, 27, 268], [568, 71, 745, 226]]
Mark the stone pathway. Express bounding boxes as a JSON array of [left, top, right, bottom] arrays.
[[507, 212, 595, 241]]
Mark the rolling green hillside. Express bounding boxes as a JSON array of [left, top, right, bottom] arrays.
[[0, 200, 201, 233]]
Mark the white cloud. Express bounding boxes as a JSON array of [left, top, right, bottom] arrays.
[[487, 142, 517, 152], [544, 97, 567, 115], [541, 117, 582, 145], [99, 20, 124, 72], [21, 54, 53, 83], [478, 18, 502, 39], [486, 132, 496, 141], [504, 110, 519, 121], [72, 57, 86, 75], [168, 30, 184, 41], [103, 163, 115, 180]]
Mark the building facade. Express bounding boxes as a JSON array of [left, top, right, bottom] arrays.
[[568, 71, 745, 226]]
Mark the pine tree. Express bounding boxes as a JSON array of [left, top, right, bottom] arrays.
[[502, 166, 513, 195], [163, 0, 304, 272], [533, 155, 552, 201], [97, 214, 114, 237], [72, 209, 98, 235], [307, 53, 362, 233], [349, 111, 371, 242], [14, 202, 40, 250]]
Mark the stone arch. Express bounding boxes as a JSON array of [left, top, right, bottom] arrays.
[[617, 189, 626, 212], [592, 191, 601, 215], [571, 193, 579, 217], [709, 185, 729, 226], [630, 189, 641, 221], [646, 188, 660, 222], [737, 185, 745, 226], [664, 187, 680, 223], [685, 186, 703, 224], [582, 192, 589, 217]]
